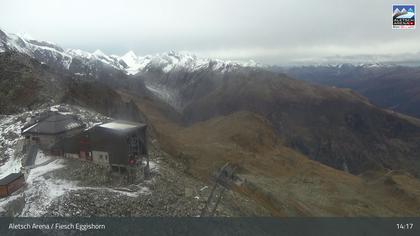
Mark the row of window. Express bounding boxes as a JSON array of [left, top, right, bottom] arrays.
[[98, 154, 109, 161]]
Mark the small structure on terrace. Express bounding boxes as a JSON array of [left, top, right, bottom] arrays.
[[0, 173, 25, 198]]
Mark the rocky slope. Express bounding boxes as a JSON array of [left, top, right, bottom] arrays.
[[0, 51, 147, 122], [0, 52, 68, 114]]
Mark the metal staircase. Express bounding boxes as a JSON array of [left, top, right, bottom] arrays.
[[24, 144, 38, 167], [200, 162, 237, 217]]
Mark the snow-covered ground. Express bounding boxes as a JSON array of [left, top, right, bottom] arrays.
[[148, 160, 159, 172], [0, 115, 24, 160], [34, 150, 50, 165], [0, 156, 22, 179], [0, 156, 153, 216], [19, 157, 152, 216], [0, 113, 27, 179], [20, 159, 73, 216]]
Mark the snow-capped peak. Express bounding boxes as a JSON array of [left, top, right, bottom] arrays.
[[119, 50, 147, 74], [93, 49, 107, 57], [66, 48, 92, 58], [121, 50, 139, 65], [16, 32, 35, 41], [0, 29, 72, 69], [123, 50, 137, 59], [116, 50, 263, 75]]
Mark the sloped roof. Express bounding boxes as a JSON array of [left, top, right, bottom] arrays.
[[22, 112, 84, 135], [0, 173, 23, 186]]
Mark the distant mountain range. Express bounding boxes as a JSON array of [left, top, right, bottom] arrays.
[[2, 27, 420, 123], [0, 29, 260, 77]]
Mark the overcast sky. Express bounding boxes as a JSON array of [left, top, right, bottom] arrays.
[[1, 0, 419, 65]]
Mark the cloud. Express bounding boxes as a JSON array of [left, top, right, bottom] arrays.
[[1, 0, 419, 64]]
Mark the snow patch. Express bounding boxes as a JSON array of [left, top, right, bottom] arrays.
[[80, 186, 150, 198], [0, 194, 22, 212], [19, 158, 150, 216], [146, 84, 182, 111], [148, 160, 159, 172], [99, 122, 139, 130], [0, 156, 21, 179], [34, 151, 50, 165], [0, 114, 25, 176]]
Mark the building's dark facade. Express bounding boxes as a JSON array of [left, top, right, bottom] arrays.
[[86, 121, 148, 169], [53, 120, 148, 171], [52, 132, 87, 159]]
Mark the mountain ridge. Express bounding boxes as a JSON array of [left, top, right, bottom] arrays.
[[278, 64, 420, 118], [0, 29, 262, 76]]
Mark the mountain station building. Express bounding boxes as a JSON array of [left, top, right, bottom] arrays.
[[21, 111, 149, 175], [53, 120, 148, 173]]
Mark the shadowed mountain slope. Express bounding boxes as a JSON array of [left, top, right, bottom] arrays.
[[120, 90, 420, 216], [138, 68, 420, 176], [279, 65, 420, 118]]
